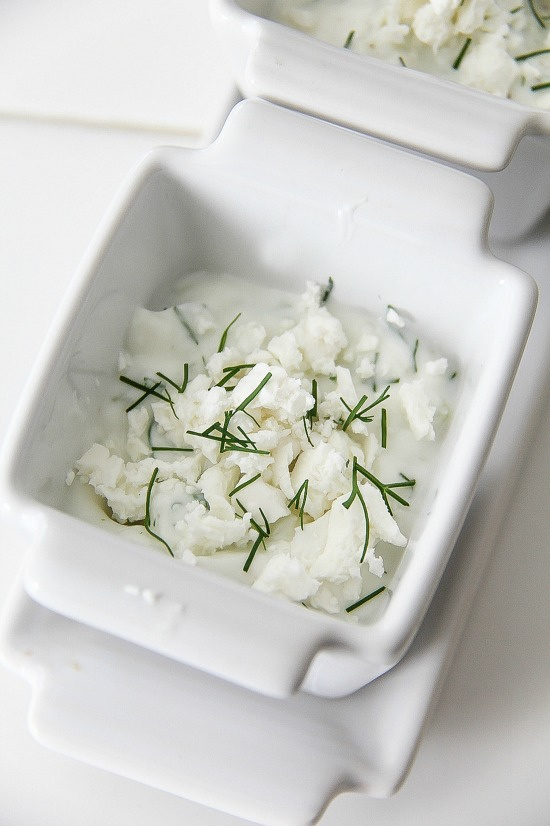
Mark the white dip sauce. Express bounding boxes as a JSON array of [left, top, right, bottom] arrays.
[[66, 273, 457, 619], [266, 0, 550, 109]]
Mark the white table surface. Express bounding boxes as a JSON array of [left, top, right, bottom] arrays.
[[1, 3, 549, 824]]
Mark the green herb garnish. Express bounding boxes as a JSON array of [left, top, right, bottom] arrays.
[[150, 446, 193, 453], [381, 407, 387, 449], [344, 31, 355, 49], [217, 312, 241, 353], [187, 422, 270, 455], [215, 363, 255, 388], [356, 462, 415, 516], [289, 479, 309, 529], [412, 339, 419, 373], [173, 306, 199, 345], [243, 527, 266, 572], [156, 362, 189, 395], [341, 385, 391, 431], [237, 498, 269, 572], [302, 415, 314, 447], [515, 48, 550, 60], [308, 378, 318, 425], [144, 467, 174, 557], [228, 473, 261, 498], [346, 585, 386, 613], [235, 371, 272, 413], [342, 456, 370, 562], [258, 507, 271, 536], [120, 375, 176, 415], [453, 37, 472, 70]]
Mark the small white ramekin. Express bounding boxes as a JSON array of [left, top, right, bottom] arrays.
[[0, 99, 536, 699]]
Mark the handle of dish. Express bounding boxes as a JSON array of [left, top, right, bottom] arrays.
[[22, 513, 332, 698], [201, 97, 496, 251]]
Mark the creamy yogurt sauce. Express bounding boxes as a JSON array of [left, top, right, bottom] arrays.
[[266, 0, 550, 109], [66, 272, 457, 619]]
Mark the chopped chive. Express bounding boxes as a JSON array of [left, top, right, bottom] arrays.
[[229, 473, 261, 498], [381, 407, 387, 448], [156, 362, 189, 394], [120, 375, 175, 413], [452, 37, 472, 70], [531, 81, 550, 90], [341, 394, 368, 430], [144, 467, 174, 557], [223, 363, 254, 372], [217, 312, 241, 353], [235, 371, 272, 412], [320, 276, 334, 304], [240, 408, 261, 428], [342, 456, 370, 562], [187, 428, 270, 455], [309, 378, 318, 423], [341, 385, 391, 431], [237, 498, 268, 572], [302, 415, 314, 447], [515, 48, 550, 61], [173, 306, 199, 345], [150, 446, 193, 453], [399, 56, 406, 67], [258, 507, 271, 536], [345, 585, 386, 613], [243, 528, 265, 572], [215, 363, 255, 388], [221, 444, 270, 455], [412, 339, 419, 373], [236, 425, 256, 447], [344, 30, 355, 49], [219, 409, 232, 453], [289, 479, 309, 529], [355, 462, 415, 516], [372, 351, 379, 392]]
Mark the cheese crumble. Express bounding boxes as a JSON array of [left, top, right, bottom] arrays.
[[265, 0, 550, 110], [67, 273, 457, 618]]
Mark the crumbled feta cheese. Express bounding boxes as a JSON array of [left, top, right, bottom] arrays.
[[267, 330, 303, 371], [458, 33, 521, 98], [386, 306, 406, 328], [177, 302, 215, 336], [174, 500, 252, 557], [424, 357, 448, 375], [253, 553, 320, 602], [230, 363, 314, 422], [267, 0, 550, 110], [69, 272, 455, 618], [399, 379, 436, 440], [413, 2, 456, 52], [290, 442, 350, 519]]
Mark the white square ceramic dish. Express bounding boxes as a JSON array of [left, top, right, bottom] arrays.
[[0, 99, 536, 699], [210, 0, 550, 171]]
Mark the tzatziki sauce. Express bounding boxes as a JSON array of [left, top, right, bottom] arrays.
[[66, 272, 458, 620], [266, 0, 550, 110]]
